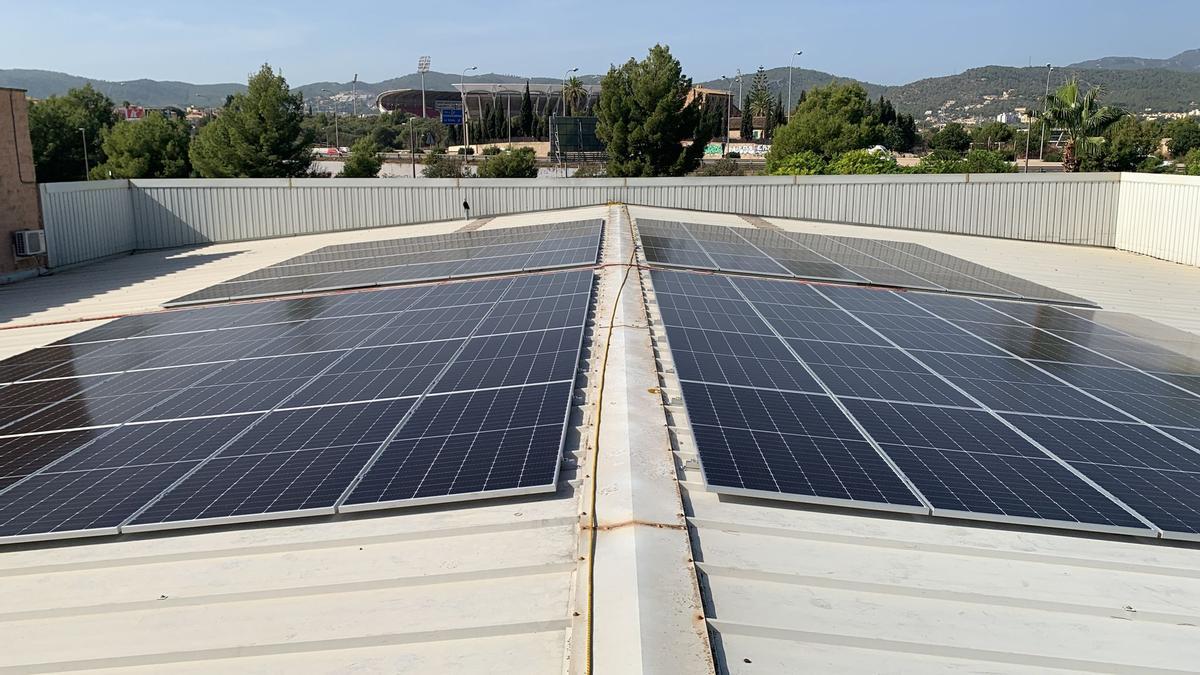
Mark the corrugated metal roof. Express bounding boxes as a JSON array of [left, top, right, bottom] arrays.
[[2, 204, 1200, 674]]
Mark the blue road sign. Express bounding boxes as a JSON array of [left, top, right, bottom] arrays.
[[441, 109, 463, 125]]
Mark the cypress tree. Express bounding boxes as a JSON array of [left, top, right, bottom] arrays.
[[520, 81, 534, 137]]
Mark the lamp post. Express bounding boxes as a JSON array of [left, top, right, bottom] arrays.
[[461, 66, 477, 154], [321, 89, 340, 150], [562, 67, 579, 117], [787, 50, 803, 123], [77, 127, 89, 180], [1038, 64, 1053, 162], [721, 76, 732, 147], [418, 56, 431, 118]]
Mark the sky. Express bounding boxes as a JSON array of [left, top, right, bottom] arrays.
[[2, 0, 1198, 85]]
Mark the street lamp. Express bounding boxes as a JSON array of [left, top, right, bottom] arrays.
[[77, 127, 89, 180], [1038, 64, 1053, 162], [562, 67, 579, 117], [418, 56, 431, 118], [321, 88, 340, 149], [461, 66, 477, 154], [721, 76, 732, 146], [787, 50, 803, 123]]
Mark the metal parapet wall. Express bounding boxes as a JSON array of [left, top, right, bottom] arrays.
[[36, 173, 1200, 270]]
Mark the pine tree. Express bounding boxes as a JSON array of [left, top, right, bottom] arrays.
[[489, 100, 505, 139], [190, 64, 313, 177], [596, 44, 708, 176]]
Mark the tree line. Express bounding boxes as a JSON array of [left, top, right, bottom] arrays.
[[26, 55, 1200, 182]]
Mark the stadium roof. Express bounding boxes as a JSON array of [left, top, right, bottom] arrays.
[[2, 204, 1200, 673]]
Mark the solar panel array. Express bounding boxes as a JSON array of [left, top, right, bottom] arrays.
[[638, 219, 1092, 306], [0, 269, 593, 544], [651, 269, 1200, 540], [167, 220, 602, 306]]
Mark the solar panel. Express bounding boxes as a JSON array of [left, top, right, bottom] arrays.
[[165, 220, 602, 307], [636, 218, 1094, 306], [842, 399, 1151, 533], [678, 380, 925, 512], [0, 269, 593, 544], [1006, 415, 1200, 540], [650, 268, 1200, 538], [126, 399, 415, 530], [342, 382, 573, 509]]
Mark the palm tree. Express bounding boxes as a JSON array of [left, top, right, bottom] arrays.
[[1038, 78, 1125, 172], [563, 76, 587, 116]]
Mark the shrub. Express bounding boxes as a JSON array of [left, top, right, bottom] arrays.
[[928, 123, 971, 154], [476, 147, 538, 178], [827, 149, 901, 175], [422, 154, 467, 178], [913, 154, 961, 174], [482, 145, 502, 156], [1185, 148, 1200, 176], [695, 158, 743, 176], [725, 151, 741, 159], [767, 151, 826, 176], [959, 149, 1016, 174], [572, 164, 607, 178], [337, 138, 383, 178]]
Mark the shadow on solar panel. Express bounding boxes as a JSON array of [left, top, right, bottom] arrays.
[[165, 220, 602, 307]]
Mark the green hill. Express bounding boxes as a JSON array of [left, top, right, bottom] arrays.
[[883, 65, 1200, 118], [5, 60, 1200, 119]]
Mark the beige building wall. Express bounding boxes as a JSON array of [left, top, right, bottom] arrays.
[[0, 87, 42, 279]]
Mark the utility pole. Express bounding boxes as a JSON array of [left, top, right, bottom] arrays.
[[410, 123, 417, 178], [461, 66, 477, 156], [1024, 108, 1032, 173], [1038, 64, 1053, 162], [787, 50, 803, 123], [352, 74, 358, 117], [418, 56, 431, 118], [321, 89, 340, 149], [562, 67, 579, 117], [77, 127, 89, 180]]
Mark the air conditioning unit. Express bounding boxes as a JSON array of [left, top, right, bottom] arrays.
[[13, 229, 47, 257]]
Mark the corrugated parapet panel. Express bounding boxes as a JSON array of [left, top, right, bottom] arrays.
[[39, 174, 1200, 269], [1116, 174, 1200, 267], [39, 180, 135, 268]]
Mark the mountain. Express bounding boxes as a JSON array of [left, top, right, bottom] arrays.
[[0, 69, 246, 108], [882, 66, 1200, 119], [5, 57, 1200, 121], [1069, 49, 1200, 73], [698, 67, 887, 102], [0, 69, 601, 110], [705, 65, 1200, 121]]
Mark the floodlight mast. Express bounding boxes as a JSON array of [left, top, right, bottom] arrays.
[[418, 56, 431, 118]]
